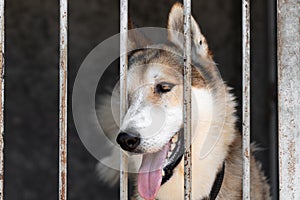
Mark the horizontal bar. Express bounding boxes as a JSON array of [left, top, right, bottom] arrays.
[[120, 0, 128, 199], [242, 0, 251, 199], [183, 0, 192, 199], [277, 0, 300, 199], [0, 0, 4, 199], [59, 0, 68, 199]]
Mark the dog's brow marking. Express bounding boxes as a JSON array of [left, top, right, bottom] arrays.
[[147, 66, 162, 81]]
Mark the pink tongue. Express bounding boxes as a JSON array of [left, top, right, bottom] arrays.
[[138, 144, 169, 200]]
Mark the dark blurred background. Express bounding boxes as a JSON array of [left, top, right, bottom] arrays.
[[4, 0, 277, 199]]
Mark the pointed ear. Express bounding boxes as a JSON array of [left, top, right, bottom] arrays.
[[167, 3, 211, 59], [127, 19, 150, 50]]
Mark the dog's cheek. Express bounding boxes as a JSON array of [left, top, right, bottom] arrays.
[[165, 106, 183, 131], [166, 86, 182, 108]]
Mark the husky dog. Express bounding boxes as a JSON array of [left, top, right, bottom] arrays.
[[97, 2, 270, 200]]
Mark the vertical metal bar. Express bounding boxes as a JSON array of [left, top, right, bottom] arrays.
[[59, 0, 68, 199], [277, 0, 300, 199], [0, 0, 4, 199], [183, 0, 192, 199], [267, 0, 278, 198], [120, 0, 128, 199], [242, 0, 250, 199]]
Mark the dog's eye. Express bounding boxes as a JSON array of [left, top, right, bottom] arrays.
[[156, 82, 175, 93]]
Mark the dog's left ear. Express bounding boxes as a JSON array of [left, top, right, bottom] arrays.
[[128, 18, 150, 50], [167, 3, 211, 60]]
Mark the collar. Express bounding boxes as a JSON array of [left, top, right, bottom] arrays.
[[203, 162, 225, 200], [161, 156, 225, 200]]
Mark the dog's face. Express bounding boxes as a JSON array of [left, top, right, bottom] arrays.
[[116, 3, 215, 200], [120, 54, 184, 154], [117, 2, 214, 155]]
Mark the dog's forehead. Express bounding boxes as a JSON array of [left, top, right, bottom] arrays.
[[127, 48, 183, 86], [127, 62, 182, 89]]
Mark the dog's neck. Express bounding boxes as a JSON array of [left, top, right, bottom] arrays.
[[156, 87, 237, 200]]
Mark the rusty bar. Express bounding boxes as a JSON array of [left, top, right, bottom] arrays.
[[59, 0, 68, 199], [0, 0, 4, 199], [183, 0, 192, 199], [277, 0, 300, 199], [120, 0, 128, 199], [242, 0, 250, 199]]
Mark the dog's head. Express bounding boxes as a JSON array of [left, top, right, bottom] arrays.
[[116, 3, 217, 199], [117, 2, 214, 154]]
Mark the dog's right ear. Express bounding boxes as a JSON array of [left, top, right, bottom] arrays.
[[167, 2, 211, 60], [127, 19, 150, 50]]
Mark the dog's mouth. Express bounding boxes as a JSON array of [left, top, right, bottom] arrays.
[[137, 129, 184, 200]]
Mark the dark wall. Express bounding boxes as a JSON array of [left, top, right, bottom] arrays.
[[5, 0, 277, 199]]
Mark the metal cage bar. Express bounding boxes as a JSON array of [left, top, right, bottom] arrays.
[[120, 0, 129, 199], [59, 0, 68, 199], [183, 0, 192, 199], [242, 0, 251, 199], [0, 0, 4, 199], [277, 0, 300, 199]]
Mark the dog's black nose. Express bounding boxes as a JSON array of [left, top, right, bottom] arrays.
[[116, 132, 140, 151]]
